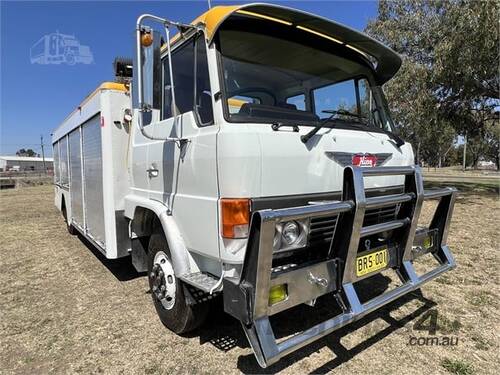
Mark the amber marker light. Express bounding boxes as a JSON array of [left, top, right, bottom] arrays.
[[141, 31, 153, 47], [221, 198, 250, 239]]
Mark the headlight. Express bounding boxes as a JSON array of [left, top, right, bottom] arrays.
[[282, 221, 299, 245], [273, 219, 309, 253]]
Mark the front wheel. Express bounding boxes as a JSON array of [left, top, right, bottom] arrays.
[[147, 229, 208, 334]]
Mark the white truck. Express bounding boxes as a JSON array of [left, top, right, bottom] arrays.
[[53, 4, 457, 368]]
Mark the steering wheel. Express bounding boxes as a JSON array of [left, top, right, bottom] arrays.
[[227, 87, 277, 105]]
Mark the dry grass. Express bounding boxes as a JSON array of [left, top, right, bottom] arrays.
[[0, 184, 498, 374]]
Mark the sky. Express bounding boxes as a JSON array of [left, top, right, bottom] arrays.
[[0, 0, 378, 157]]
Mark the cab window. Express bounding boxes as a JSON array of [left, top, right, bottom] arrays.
[[162, 39, 194, 119], [194, 35, 213, 125], [313, 77, 383, 128], [286, 94, 306, 111], [314, 80, 359, 119], [162, 34, 213, 126]]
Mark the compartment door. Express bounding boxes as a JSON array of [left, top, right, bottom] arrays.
[[69, 128, 84, 228], [82, 114, 106, 248]]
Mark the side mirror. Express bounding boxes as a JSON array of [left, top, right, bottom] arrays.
[[133, 14, 198, 139], [134, 28, 161, 126]]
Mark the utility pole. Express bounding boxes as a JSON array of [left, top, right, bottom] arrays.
[[40, 134, 47, 174], [462, 132, 467, 172]]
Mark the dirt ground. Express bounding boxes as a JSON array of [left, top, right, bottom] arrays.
[[0, 184, 498, 374]]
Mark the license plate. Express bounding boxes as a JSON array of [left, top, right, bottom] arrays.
[[356, 248, 388, 277]]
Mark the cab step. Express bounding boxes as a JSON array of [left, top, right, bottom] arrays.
[[179, 271, 220, 293]]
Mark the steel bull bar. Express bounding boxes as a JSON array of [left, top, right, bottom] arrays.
[[223, 166, 457, 368]]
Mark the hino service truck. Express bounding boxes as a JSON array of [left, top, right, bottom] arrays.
[[52, 3, 457, 368]]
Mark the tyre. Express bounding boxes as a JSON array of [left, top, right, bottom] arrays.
[[61, 203, 77, 235], [147, 229, 208, 334]]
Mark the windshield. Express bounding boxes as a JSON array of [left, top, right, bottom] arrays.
[[216, 15, 394, 132]]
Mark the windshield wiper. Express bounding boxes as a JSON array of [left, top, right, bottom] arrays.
[[380, 128, 405, 148], [302, 109, 405, 148], [301, 110, 362, 144], [324, 109, 364, 119], [371, 107, 405, 148]]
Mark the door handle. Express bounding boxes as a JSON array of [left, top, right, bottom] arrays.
[[146, 167, 159, 178]]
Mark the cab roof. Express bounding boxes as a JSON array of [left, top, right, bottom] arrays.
[[184, 3, 401, 84]]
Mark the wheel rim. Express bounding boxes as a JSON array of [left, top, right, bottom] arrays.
[[151, 251, 176, 310]]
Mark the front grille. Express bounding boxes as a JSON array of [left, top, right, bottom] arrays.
[[309, 215, 338, 247], [363, 204, 400, 226], [307, 204, 400, 248]]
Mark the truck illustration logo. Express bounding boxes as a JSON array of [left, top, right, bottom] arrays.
[[30, 31, 94, 65]]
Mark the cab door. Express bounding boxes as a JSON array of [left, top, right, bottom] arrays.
[[147, 33, 220, 261]]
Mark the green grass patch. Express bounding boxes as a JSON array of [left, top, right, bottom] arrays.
[[441, 358, 475, 375]]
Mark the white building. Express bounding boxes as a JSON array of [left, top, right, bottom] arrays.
[[0, 156, 53, 172]]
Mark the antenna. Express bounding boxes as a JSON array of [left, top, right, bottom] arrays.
[[207, 0, 211, 9]]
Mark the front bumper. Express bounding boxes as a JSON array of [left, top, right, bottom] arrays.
[[223, 166, 457, 368]]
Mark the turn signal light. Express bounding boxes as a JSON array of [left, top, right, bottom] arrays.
[[269, 284, 288, 305], [221, 198, 250, 238]]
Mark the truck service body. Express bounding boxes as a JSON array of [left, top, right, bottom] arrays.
[[53, 3, 457, 368]]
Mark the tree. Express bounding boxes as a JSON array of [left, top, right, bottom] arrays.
[[366, 0, 499, 167], [474, 119, 500, 170], [484, 121, 500, 170], [15, 148, 39, 157]]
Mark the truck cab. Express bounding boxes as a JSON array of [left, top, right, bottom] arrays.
[[54, 3, 457, 368], [130, 5, 414, 271]]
